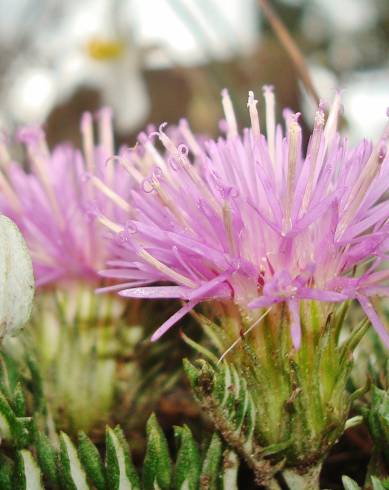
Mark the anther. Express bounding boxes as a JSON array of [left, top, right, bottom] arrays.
[[221, 89, 238, 139]]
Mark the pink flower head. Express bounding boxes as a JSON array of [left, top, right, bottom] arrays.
[[0, 108, 134, 288], [102, 88, 389, 348]]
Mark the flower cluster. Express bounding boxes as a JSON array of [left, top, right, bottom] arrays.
[[100, 88, 389, 348], [0, 108, 134, 288]]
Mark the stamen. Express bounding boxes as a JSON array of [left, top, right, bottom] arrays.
[[218, 307, 272, 364], [147, 171, 190, 227], [337, 122, 389, 238], [0, 172, 21, 211], [285, 113, 301, 227], [89, 175, 130, 212], [324, 91, 342, 150], [221, 89, 238, 139], [114, 154, 144, 183], [247, 91, 260, 137], [301, 104, 325, 212], [81, 112, 95, 173], [97, 214, 124, 233], [97, 107, 114, 183], [138, 132, 169, 175], [263, 85, 276, 165], [223, 202, 237, 255], [21, 131, 64, 228], [179, 119, 203, 156], [156, 122, 177, 153], [138, 248, 196, 288], [97, 107, 114, 156], [0, 132, 11, 167]]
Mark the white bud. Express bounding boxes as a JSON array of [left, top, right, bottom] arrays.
[[0, 215, 34, 340]]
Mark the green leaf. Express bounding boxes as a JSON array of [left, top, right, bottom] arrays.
[[143, 414, 172, 490], [0, 392, 29, 447], [371, 476, 387, 490], [59, 432, 90, 490], [78, 432, 106, 490], [222, 450, 239, 490], [341, 475, 361, 490], [15, 450, 44, 490], [106, 426, 140, 490], [200, 433, 222, 490], [180, 332, 219, 365], [174, 425, 201, 490], [0, 453, 14, 490], [12, 383, 26, 417], [367, 386, 389, 466], [34, 430, 59, 488], [183, 359, 199, 389]]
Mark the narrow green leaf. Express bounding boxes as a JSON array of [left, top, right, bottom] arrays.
[[0, 453, 14, 490], [15, 450, 44, 490], [174, 425, 201, 490], [59, 432, 89, 490], [222, 450, 239, 490], [106, 426, 140, 490], [180, 332, 219, 365], [143, 414, 172, 490], [0, 393, 12, 440], [34, 430, 59, 487], [12, 383, 26, 417], [0, 392, 29, 447], [344, 416, 363, 431], [341, 475, 361, 490], [371, 476, 387, 490], [200, 433, 222, 490], [183, 359, 199, 389], [78, 432, 106, 490]]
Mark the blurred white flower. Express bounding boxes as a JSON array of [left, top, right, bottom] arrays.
[[0, 0, 149, 133]]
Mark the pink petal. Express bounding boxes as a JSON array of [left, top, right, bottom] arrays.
[[120, 285, 191, 299], [357, 294, 389, 348], [151, 299, 199, 341], [288, 299, 301, 349]]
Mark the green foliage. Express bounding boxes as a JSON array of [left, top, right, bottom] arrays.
[[143, 414, 172, 490], [183, 358, 282, 486], [342, 475, 389, 490], [0, 347, 238, 489], [366, 386, 389, 468], [0, 407, 236, 489], [174, 425, 201, 490]]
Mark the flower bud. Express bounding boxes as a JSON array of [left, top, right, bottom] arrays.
[[0, 215, 34, 340]]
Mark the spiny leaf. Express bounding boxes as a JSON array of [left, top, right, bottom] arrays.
[[222, 450, 239, 490], [12, 383, 26, 417], [78, 432, 106, 490], [182, 359, 199, 389], [34, 429, 59, 488], [0, 453, 14, 490], [15, 449, 44, 490], [174, 425, 201, 490], [180, 332, 219, 365], [0, 392, 29, 447], [200, 433, 222, 490], [105, 426, 140, 490], [59, 431, 89, 490], [143, 414, 172, 490], [341, 475, 361, 490], [371, 476, 389, 490]]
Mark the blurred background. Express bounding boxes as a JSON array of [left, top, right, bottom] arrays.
[[0, 0, 388, 147]]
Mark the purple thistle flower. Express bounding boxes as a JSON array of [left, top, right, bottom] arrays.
[[0, 108, 134, 288], [101, 88, 389, 348]]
